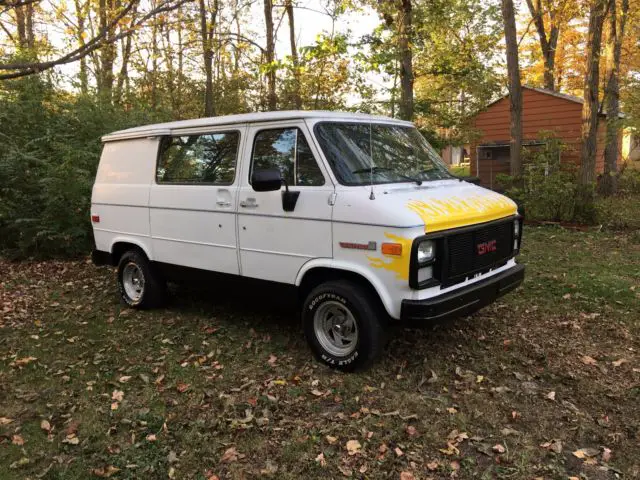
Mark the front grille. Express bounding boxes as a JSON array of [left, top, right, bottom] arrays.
[[442, 220, 513, 286]]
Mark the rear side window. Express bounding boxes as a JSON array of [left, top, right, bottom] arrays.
[[251, 128, 325, 186], [157, 132, 239, 184]]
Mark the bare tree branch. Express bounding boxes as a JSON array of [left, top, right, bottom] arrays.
[[0, 0, 194, 80]]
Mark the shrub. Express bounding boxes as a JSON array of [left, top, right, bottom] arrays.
[[497, 133, 589, 222]]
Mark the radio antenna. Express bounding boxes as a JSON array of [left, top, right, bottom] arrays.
[[369, 119, 375, 200]]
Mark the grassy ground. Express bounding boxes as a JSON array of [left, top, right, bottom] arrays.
[[1, 226, 639, 479]]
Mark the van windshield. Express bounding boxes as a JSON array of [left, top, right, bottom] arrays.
[[314, 122, 453, 186]]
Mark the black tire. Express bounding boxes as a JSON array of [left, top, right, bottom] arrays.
[[302, 280, 387, 372], [117, 249, 166, 309]]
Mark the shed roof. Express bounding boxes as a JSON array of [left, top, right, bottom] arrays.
[[102, 110, 413, 142], [481, 86, 623, 118]]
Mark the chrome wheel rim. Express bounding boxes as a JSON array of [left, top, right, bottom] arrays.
[[313, 301, 358, 357], [122, 262, 144, 302]]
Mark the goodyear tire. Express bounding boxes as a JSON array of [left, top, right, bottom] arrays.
[[302, 280, 386, 372], [117, 250, 166, 309]]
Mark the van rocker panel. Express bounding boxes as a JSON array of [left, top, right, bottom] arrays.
[[401, 264, 524, 323]]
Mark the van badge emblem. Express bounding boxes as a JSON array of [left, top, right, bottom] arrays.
[[340, 241, 377, 251], [477, 240, 497, 255]]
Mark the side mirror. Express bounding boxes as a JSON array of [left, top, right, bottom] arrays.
[[252, 168, 282, 192]]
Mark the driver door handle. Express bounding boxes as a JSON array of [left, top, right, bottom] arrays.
[[216, 200, 231, 207]]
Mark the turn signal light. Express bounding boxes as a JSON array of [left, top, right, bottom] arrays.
[[381, 243, 402, 256]]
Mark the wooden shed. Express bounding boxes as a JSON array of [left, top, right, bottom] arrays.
[[469, 86, 621, 189]]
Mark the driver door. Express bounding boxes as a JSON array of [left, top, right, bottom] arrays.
[[237, 121, 334, 283]]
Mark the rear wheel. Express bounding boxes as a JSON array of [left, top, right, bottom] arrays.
[[117, 250, 166, 308], [302, 280, 386, 371]]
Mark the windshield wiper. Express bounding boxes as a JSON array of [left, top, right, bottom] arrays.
[[351, 166, 422, 185]]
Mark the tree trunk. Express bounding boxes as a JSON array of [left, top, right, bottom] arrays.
[[397, 0, 413, 121], [199, 0, 218, 117], [600, 0, 628, 196], [74, 0, 88, 94], [285, 0, 301, 109], [97, 0, 117, 102], [264, 0, 277, 110], [501, 0, 523, 177], [525, 0, 559, 91], [579, 0, 609, 187]]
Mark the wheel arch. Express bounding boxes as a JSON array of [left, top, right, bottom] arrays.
[[295, 259, 396, 319], [110, 237, 153, 266]]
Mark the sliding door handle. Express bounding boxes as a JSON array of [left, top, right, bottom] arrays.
[[216, 200, 232, 207], [240, 199, 258, 208]]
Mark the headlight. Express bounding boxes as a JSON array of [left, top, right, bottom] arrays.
[[417, 240, 435, 264]]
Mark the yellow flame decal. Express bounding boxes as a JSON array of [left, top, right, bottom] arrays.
[[407, 193, 516, 233], [367, 233, 413, 281]]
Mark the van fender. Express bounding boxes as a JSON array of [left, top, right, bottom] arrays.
[[109, 236, 154, 261], [295, 258, 397, 318]]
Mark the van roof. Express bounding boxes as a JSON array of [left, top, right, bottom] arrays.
[[101, 110, 414, 142]]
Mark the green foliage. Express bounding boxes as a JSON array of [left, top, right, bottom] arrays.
[[497, 132, 592, 222], [617, 162, 640, 194], [0, 78, 165, 258]]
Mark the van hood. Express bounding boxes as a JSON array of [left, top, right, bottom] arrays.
[[333, 180, 517, 232]]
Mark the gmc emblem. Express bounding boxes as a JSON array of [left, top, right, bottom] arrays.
[[477, 239, 497, 255]]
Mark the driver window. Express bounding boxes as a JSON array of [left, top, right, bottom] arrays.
[[251, 128, 325, 186]]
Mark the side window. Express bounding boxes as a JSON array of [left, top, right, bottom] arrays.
[[157, 131, 239, 184], [251, 128, 325, 187]]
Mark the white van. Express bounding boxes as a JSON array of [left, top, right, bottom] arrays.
[[91, 111, 524, 370]]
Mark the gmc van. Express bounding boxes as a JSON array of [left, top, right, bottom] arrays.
[[91, 111, 524, 371]]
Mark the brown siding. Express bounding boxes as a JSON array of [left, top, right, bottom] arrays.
[[469, 87, 616, 188]]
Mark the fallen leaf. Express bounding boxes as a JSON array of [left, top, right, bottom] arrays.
[[167, 451, 179, 464], [602, 447, 612, 462], [500, 428, 519, 436], [220, 447, 239, 463], [260, 459, 278, 475], [476, 375, 484, 383], [426, 461, 439, 471], [310, 389, 324, 397], [146, 434, 157, 442], [378, 443, 388, 454], [325, 435, 337, 445], [581, 355, 597, 366], [118, 375, 132, 383], [111, 390, 124, 402], [12, 356, 37, 366], [346, 439, 361, 455], [0, 417, 13, 425], [40, 419, 51, 432], [573, 448, 600, 459], [540, 439, 562, 454], [176, 383, 190, 393], [446, 407, 458, 414], [450, 460, 460, 471], [267, 354, 277, 366], [110, 402, 119, 411], [400, 472, 416, 480], [545, 391, 556, 401], [406, 425, 417, 436], [315, 452, 326, 467], [492, 444, 506, 454], [394, 447, 404, 457], [612, 359, 627, 367], [62, 434, 80, 445], [92, 466, 120, 478], [12, 435, 25, 445]]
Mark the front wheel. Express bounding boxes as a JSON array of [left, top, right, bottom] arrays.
[[302, 280, 387, 372]]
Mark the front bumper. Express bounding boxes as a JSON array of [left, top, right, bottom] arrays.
[[401, 264, 525, 323]]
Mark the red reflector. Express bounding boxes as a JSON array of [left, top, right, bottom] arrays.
[[91, 215, 100, 223]]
